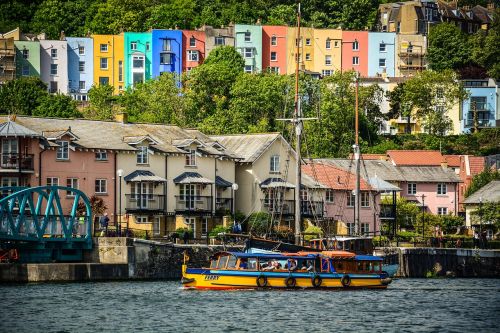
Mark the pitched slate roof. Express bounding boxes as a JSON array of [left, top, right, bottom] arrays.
[[463, 181, 500, 204], [0, 121, 40, 137], [387, 150, 445, 166]]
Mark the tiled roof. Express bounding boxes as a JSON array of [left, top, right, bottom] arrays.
[[463, 181, 500, 204], [302, 162, 372, 191], [469, 156, 485, 176], [444, 155, 461, 167], [387, 150, 444, 166]]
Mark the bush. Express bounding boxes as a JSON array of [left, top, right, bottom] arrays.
[[176, 227, 193, 238], [397, 231, 420, 241], [247, 212, 271, 236], [303, 225, 323, 241], [209, 225, 231, 239]]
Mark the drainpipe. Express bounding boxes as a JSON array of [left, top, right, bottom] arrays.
[[38, 143, 47, 186], [164, 154, 168, 235], [454, 183, 458, 216]]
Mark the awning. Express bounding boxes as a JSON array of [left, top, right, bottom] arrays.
[[124, 170, 167, 182], [215, 176, 232, 188], [173, 172, 213, 184], [260, 177, 295, 189]]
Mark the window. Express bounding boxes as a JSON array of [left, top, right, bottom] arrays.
[[95, 179, 107, 194], [407, 183, 417, 195], [186, 149, 196, 166], [322, 70, 333, 76], [326, 39, 331, 49], [244, 31, 251, 42], [185, 217, 196, 234], [160, 53, 172, 65], [118, 61, 123, 82], [79, 61, 85, 72], [305, 53, 311, 61], [244, 65, 253, 73], [130, 42, 137, 50], [379, 43, 386, 52], [50, 64, 58, 75], [100, 58, 108, 69], [470, 96, 487, 111], [270, 155, 280, 172], [79, 81, 85, 90], [326, 189, 334, 202], [22, 65, 29, 76], [201, 218, 208, 237], [215, 37, 225, 45], [437, 183, 447, 195], [100, 44, 108, 52], [347, 223, 355, 235], [136, 216, 148, 224], [56, 140, 69, 160], [133, 55, 144, 69], [145, 42, 150, 51], [352, 56, 359, 65], [190, 36, 196, 47], [95, 151, 108, 161], [379, 58, 386, 67], [47, 177, 59, 188], [137, 146, 148, 164], [78, 46, 85, 55], [361, 223, 370, 235], [305, 38, 311, 45], [437, 207, 448, 215], [325, 55, 332, 66], [49, 81, 58, 93], [187, 50, 199, 62], [300, 189, 308, 201], [244, 48, 253, 58], [66, 178, 78, 196], [22, 49, 29, 59], [51, 49, 57, 58], [361, 192, 370, 207], [271, 35, 277, 46], [352, 40, 359, 51], [268, 66, 279, 74], [162, 39, 171, 51], [270, 52, 277, 61], [99, 77, 109, 85], [347, 192, 355, 207]]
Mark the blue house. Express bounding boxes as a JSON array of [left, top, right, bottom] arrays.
[[66, 37, 94, 101], [151, 30, 183, 79], [367, 32, 395, 78], [461, 79, 499, 133]]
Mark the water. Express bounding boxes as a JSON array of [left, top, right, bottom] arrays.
[[0, 279, 498, 333]]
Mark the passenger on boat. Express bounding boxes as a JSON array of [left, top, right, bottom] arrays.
[[301, 261, 314, 272], [262, 260, 275, 271], [239, 258, 248, 269], [287, 259, 297, 271]]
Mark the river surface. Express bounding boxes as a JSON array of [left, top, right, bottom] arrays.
[[0, 279, 498, 333]]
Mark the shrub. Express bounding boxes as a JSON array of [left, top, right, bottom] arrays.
[[209, 225, 232, 239], [303, 225, 323, 241]]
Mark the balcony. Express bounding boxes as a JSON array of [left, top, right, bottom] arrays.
[[215, 198, 232, 216], [175, 196, 212, 214], [301, 200, 324, 217], [0, 153, 34, 171], [399, 64, 425, 70], [125, 194, 165, 213], [261, 199, 295, 215], [465, 116, 495, 128], [395, 116, 417, 124]]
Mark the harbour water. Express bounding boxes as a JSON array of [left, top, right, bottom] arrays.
[[1, 279, 498, 333]]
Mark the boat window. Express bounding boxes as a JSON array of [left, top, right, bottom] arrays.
[[227, 256, 237, 269], [373, 262, 381, 272], [321, 258, 330, 272], [334, 262, 344, 272], [248, 258, 257, 270], [217, 255, 229, 269], [357, 262, 363, 272], [210, 259, 218, 269]]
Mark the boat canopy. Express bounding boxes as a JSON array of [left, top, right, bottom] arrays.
[[354, 255, 383, 261], [213, 251, 318, 260]]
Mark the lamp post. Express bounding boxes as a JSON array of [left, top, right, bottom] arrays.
[[117, 169, 124, 236], [231, 183, 239, 217], [421, 194, 426, 242], [479, 196, 483, 234]]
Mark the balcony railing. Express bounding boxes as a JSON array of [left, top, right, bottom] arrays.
[[261, 199, 295, 215], [175, 196, 212, 213], [215, 198, 232, 216], [465, 119, 494, 127], [1, 153, 34, 170], [301, 200, 324, 217], [125, 194, 165, 212]]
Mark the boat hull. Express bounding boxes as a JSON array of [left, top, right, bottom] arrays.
[[182, 267, 390, 290]]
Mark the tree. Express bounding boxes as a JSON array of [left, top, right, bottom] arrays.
[[471, 202, 500, 229], [85, 84, 116, 120], [386, 82, 405, 120], [203, 45, 245, 70], [428, 23, 470, 71], [266, 4, 296, 26], [0, 76, 48, 115], [34, 93, 82, 118], [382, 197, 420, 230], [145, 0, 198, 30], [465, 169, 500, 198], [469, 9, 500, 80]]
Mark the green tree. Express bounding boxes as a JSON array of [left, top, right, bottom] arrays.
[[382, 196, 420, 230], [145, 0, 198, 30], [85, 84, 116, 120], [471, 202, 500, 229], [247, 212, 272, 236], [266, 4, 296, 26], [34, 93, 82, 118], [386, 82, 405, 120], [465, 169, 500, 198], [469, 9, 500, 80], [0, 76, 48, 115], [203, 45, 245, 70], [428, 23, 470, 71], [0, 0, 42, 33], [440, 214, 465, 234]]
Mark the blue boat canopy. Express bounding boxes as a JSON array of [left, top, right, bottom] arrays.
[[355, 255, 383, 261], [216, 251, 318, 260]]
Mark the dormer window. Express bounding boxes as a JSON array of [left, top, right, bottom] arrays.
[[56, 140, 69, 160], [270, 155, 280, 173], [137, 146, 148, 164], [186, 149, 196, 166]]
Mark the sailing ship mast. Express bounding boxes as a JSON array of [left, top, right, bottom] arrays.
[[293, 2, 302, 245], [354, 73, 361, 235]]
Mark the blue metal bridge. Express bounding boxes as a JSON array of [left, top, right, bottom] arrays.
[[0, 186, 93, 262]]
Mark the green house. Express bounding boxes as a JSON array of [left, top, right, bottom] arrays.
[[124, 32, 152, 89], [14, 41, 40, 78]]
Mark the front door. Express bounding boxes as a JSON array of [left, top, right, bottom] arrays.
[[1, 138, 18, 168]]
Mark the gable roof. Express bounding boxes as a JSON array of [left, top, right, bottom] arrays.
[[387, 150, 445, 166], [463, 181, 500, 204], [443, 155, 461, 167], [302, 162, 372, 191]]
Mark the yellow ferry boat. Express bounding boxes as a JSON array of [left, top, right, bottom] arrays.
[[181, 251, 392, 290]]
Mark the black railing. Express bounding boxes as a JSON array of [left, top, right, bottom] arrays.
[[175, 196, 212, 213], [1, 153, 34, 170], [301, 200, 324, 217], [261, 199, 295, 215], [465, 118, 494, 127], [125, 194, 165, 211], [215, 198, 232, 216]]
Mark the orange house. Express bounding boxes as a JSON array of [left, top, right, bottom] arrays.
[[341, 31, 368, 77], [182, 30, 206, 72], [262, 26, 288, 75]]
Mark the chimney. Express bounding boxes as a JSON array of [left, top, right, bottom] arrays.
[[256, 18, 261, 25], [487, 3, 495, 11], [441, 159, 448, 169], [59, 30, 65, 40], [115, 112, 128, 124]]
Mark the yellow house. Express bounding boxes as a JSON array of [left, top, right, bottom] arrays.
[[286, 27, 315, 74], [313, 29, 342, 76], [92, 34, 124, 94]]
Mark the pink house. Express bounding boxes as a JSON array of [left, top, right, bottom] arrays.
[[341, 31, 368, 77], [182, 30, 206, 72]]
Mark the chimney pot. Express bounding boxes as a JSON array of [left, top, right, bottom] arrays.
[[115, 112, 128, 124]]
